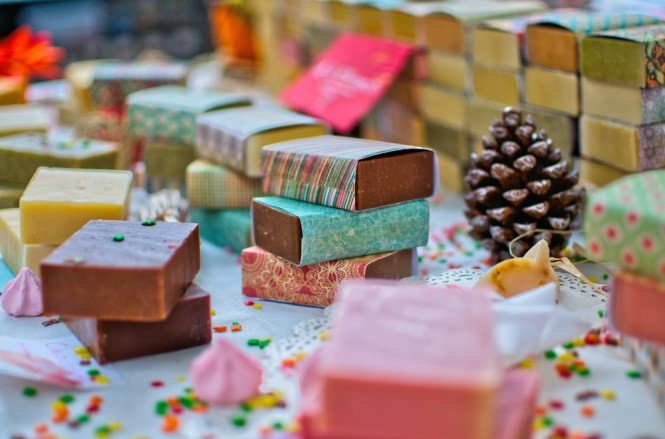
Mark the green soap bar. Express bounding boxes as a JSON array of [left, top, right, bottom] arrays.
[[189, 208, 252, 254], [0, 133, 118, 185], [0, 181, 24, 209], [144, 141, 196, 180]]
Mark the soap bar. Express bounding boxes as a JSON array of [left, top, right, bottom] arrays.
[[580, 115, 665, 172], [41, 220, 200, 321], [585, 170, 665, 280], [20, 167, 132, 245], [579, 157, 629, 189], [190, 208, 252, 254], [0, 77, 26, 105], [65, 283, 211, 364], [0, 133, 118, 185], [0, 208, 56, 275], [623, 336, 665, 415], [126, 86, 251, 145], [302, 367, 538, 439], [471, 65, 521, 107], [252, 196, 429, 265], [425, 120, 470, 162], [302, 280, 500, 439], [144, 141, 196, 180], [581, 77, 665, 125], [0, 182, 24, 209], [524, 66, 579, 116], [196, 106, 328, 177], [241, 247, 417, 307], [419, 83, 467, 128], [0, 104, 49, 137], [91, 62, 188, 109], [186, 159, 264, 209], [65, 59, 115, 112], [427, 50, 468, 90], [260, 135, 436, 211], [611, 271, 665, 345]]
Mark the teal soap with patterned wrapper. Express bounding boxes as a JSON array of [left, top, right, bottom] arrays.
[[252, 196, 429, 265]]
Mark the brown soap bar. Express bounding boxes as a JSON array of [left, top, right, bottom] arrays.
[[41, 220, 200, 321], [65, 283, 211, 364], [260, 135, 436, 211]]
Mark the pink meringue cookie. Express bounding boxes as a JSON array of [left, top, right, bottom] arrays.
[[1, 267, 43, 317], [191, 337, 263, 405]]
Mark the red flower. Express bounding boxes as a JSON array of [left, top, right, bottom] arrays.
[[591, 202, 605, 217], [0, 26, 65, 79]]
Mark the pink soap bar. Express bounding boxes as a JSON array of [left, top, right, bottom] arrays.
[[611, 271, 665, 345], [300, 350, 538, 439], [304, 280, 501, 439]]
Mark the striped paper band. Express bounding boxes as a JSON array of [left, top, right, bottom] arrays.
[[260, 135, 425, 211], [532, 12, 661, 33]]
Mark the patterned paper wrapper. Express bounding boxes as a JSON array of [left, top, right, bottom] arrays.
[[186, 159, 264, 209], [195, 107, 326, 177], [253, 196, 429, 265], [90, 62, 188, 110], [241, 246, 417, 307], [623, 336, 665, 414], [189, 208, 251, 254], [126, 86, 250, 145], [260, 135, 434, 211], [585, 170, 665, 280]]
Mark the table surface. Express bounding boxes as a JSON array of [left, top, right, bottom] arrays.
[[0, 193, 664, 439]]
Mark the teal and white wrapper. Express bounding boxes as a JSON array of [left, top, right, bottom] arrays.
[[186, 159, 264, 209], [126, 86, 251, 145], [189, 208, 252, 254], [252, 196, 429, 265]]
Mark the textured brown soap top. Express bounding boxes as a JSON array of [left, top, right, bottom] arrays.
[[41, 220, 200, 321]]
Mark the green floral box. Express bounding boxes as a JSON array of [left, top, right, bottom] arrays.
[[585, 170, 665, 279], [126, 86, 251, 145], [189, 208, 251, 255]]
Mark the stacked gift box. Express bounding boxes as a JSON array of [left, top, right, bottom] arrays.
[[579, 23, 665, 188], [191, 105, 328, 253], [584, 170, 665, 413], [241, 134, 435, 307], [126, 85, 251, 191]]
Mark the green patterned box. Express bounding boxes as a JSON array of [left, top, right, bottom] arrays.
[[126, 86, 251, 145], [186, 159, 264, 209], [581, 24, 665, 88], [585, 170, 665, 279], [252, 196, 429, 265], [189, 208, 252, 254]]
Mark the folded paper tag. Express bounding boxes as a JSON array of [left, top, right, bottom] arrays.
[[0, 335, 123, 389]]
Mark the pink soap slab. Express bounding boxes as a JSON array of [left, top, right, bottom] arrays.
[[312, 280, 501, 439], [300, 349, 539, 439], [611, 270, 665, 345]]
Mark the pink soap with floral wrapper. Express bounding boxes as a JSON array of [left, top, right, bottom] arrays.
[[611, 270, 665, 345], [301, 280, 501, 439]]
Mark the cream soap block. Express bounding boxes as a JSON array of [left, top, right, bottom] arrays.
[[0, 133, 118, 185], [419, 83, 467, 128], [0, 105, 49, 137], [525, 66, 579, 116], [471, 65, 522, 107], [20, 167, 132, 245], [0, 208, 56, 275], [310, 280, 501, 439]]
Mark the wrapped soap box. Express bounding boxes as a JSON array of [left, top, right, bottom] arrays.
[[189, 208, 252, 254], [623, 336, 665, 415], [90, 62, 188, 109], [126, 86, 251, 145], [0, 133, 118, 185], [186, 159, 264, 209], [196, 106, 328, 177], [585, 170, 665, 280], [611, 270, 665, 345], [260, 135, 436, 211], [241, 247, 417, 307], [252, 196, 429, 265]]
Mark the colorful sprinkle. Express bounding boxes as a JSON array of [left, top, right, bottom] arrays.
[[142, 220, 156, 226], [544, 350, 557, 360], [580, 405, 596, 418], [151, 380, 164, 388], [244, 300, 255, 306], [161, 414, 180, 433], [575, 390, 599, 401], [626, 370, 643, 379], [112, 234, 124, 242], [231, 416, 247, 427], [549, 400, 564, 410], [22, 387, 38, 397], [87, 369, 100, 377], [59, 394, 75, 404], [213, 325, 228, 333], [252, 303, 264, 310], [600, 389, 616, 400], [210, 309, 216, 316]]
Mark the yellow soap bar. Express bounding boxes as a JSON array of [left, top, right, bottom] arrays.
[[525, 66, 579, 116], [0, 208, 56, 275], [20, 167, 132, 244], [0, 104, 50, 136], [0, 77, 26, 106]]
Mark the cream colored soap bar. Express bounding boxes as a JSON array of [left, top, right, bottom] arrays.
[[0, 208, 56, 275], [20, 167, 132, 244], [0, 105, 49, 137], [579, 157, 630, 189], [427, 51, 469, 91], [525, 66, 579, 116], [472, 65, 521, 107], [419, 83, 467, 128]]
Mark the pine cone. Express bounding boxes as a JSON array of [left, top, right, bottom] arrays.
[[464, 107, 585, 262]]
